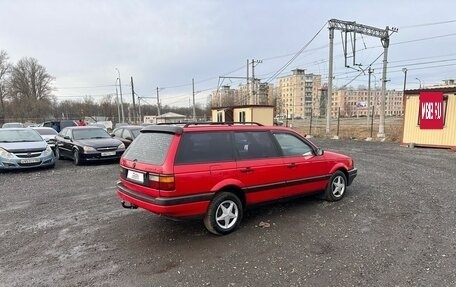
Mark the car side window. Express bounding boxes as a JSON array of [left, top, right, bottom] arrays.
[[234, 131, 280, 160], [273, 133, 314, 156], [175, 132, 234, 164]]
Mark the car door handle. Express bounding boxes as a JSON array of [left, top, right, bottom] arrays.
[[241, 167, 253, 173], [287, 163, 297, 168]]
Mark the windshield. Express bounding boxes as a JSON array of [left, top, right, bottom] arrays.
[[0, 129, 43, 142], [72, 128, 110, 140]]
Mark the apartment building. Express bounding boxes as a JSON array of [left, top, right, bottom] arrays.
[[331, 88, 404, 117], [237, 81, 274, 106], [276, 69, 321, 118], [211, 85, 239, 108]]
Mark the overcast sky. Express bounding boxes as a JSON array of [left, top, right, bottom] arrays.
[[2, 0, 456, 107]]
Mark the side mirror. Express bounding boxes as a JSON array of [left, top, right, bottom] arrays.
[[316, 148, 324, 156], [110, 134, 115, 137], [125, 137, 133, 142], [64, 136, 71, 140]]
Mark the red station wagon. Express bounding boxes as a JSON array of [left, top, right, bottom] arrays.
[[117, 123, 357, 235]]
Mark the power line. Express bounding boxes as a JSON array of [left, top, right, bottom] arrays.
[[160, 64, 246, 90], [55, 84, 117, 89], [399, 19, 456, 29], [54, 20, 456, 107], [265, 22, 327, 84], [392, 32, 456, 46]]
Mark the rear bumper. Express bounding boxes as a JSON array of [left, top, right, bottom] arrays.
[[347, 168, 357, 186], [117, 181, 212, 218]]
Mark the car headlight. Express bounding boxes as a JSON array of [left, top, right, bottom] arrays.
[[0, 147, 14, 158], [83, 146, 97, 152], [118, 143, 125, 149]]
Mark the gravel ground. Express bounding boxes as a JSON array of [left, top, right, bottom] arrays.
[[0, 139, 455, 286]]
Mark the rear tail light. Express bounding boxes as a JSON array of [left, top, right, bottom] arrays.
[[148, 174, 175, 191], [120, 166, 127, 178]]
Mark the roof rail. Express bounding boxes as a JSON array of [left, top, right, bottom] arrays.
[[183, 122, 264, 127]]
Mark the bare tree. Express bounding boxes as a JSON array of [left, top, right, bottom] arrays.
[[0, 50, 11, 122], [99, 94, 116, 120], [8, 57, 55, 120]]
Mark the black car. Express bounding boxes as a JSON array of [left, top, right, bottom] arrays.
[[111, 125, 142, 148], [55, 126, 125, 165]]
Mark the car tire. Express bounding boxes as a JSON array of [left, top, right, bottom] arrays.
[[204, 192, 243, 235], [325, 170, 347, 201], [55, 147, 64, 160], [73, 149, 81, 166]]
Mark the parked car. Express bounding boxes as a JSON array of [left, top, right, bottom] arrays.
[[55, 126, 125, 165], [0, 128, 55, 171], [39, 120, 77, 132], [91, 120, 113, 131], [117, 122, 357, 235], [111, 125, 143, 148], [2, 122, 24, 128], [88, 123, 108, 130], [32, 127, 58, 154], [114, 122, 129, 129]]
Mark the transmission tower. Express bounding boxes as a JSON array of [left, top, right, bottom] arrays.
[[326, 19, 397, 137]]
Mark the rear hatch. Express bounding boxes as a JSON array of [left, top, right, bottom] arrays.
[[119, 125, 182, 197]]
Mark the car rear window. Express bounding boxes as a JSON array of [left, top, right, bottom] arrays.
[[122, 132, 174, 165]]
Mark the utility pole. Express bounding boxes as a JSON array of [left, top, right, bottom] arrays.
[[130, 76, 137, 123], [116, 68, 125, 123], [367, 67, 373, 127], [416, 77, 422, 89], [192, 78, 196, 120], [246, 59, 249, 105], [251, 59, 262, 105], [156, 87, 161, 116], [137, 97, 142, 124], [402, 68, 408, 92], [115, 85, 121, 123], [251, 59, 255, 105], [378, 32, 389, 138], [326, 27, 334, 133]]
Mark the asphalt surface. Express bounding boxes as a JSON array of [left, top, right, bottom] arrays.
[[0, 139, 455, 286]]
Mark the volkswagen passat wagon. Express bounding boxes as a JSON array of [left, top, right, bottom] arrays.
[[117, 123, 357, 235]]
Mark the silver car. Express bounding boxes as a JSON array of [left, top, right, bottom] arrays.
[[2, 122, 24, 128], [0, 128, 55, 171], [32, 127, 58, 154]]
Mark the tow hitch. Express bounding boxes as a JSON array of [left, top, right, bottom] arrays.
[[121, 200, 138, 209]]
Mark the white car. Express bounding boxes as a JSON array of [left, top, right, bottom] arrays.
[[32, 127, 58, 154], [2, 122, 25, 128]]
